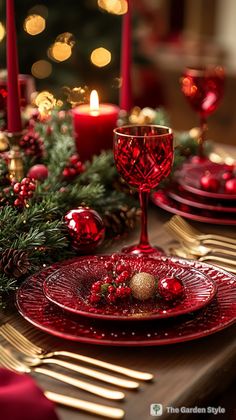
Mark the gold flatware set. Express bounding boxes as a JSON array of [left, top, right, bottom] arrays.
[[0, 323, 154, 419], [165, 215, 236, 273]]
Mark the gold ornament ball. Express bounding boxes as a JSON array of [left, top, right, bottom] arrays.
[[130, 272, 156, 301]]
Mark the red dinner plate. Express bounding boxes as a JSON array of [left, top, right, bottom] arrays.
[[43, 255, 217, 321], [16, 256, 236, 346], [152, 191, 236, 225], [176, 161, 236, 200], [168, 185, 236, 213]]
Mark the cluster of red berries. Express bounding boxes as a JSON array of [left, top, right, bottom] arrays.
[[62, 154, 85, 180], [13, 177, 36, 207], [19, 130, 44, 160], [89, 261, 132, 304]]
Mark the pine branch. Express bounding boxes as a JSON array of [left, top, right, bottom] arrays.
[[0, 274, 17, 309], [23, 197, 62, 221], [47, 140, 73, 181], [35, 220, 67, 249], [10, 227, 46, 250], [0, 274, 17, 292], [80, 151, 116, 186], [58, 183, 106, 209], [0, 206, 18, 228]]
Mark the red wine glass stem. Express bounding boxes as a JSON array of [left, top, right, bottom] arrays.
[[139, 190, 150, 246], [199, 115, 207, 157]]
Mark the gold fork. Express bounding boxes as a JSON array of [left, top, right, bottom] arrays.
[[0, 345, 124, 400], [0, 349, 124, 420], [44, 392, 125, 419], [184, 243, 236, 259], [0, 323, 153, 381], [169, 216, 236, 246], [165, 222, 236, 258], [0, 326, 139, 389], [169, 246, 236, 273]]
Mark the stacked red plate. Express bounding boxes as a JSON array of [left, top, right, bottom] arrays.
[[16, 254, 236, 346], [152, 161, 236, 224]]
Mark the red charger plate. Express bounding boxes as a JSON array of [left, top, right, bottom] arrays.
[[16, 256, 236, 346]]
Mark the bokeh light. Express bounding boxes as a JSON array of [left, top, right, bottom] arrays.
[[24, 14, 46, 36], [48, 32, 75, 62], [31, 60, 52, 79], [0, 22, 5, 42], [49, 42, 72, 62], [98, 0, 128, 15], [90, 47, 111, 67]]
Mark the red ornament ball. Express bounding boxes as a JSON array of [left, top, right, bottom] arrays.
[[221, 170, 233, 181], [158, 276, 184, 302], [200, 173, 220, 192], [225, 178, 236, 194], [27, 164, 48, 181], [64, 206, 105, 253]]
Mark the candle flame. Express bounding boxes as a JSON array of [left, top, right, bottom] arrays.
[[90, 90, 100, 113]]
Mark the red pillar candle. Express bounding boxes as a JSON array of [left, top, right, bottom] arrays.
[[6, 0, 22, 133], [119, 0, 132, 112], [72, 90, 119, 161]]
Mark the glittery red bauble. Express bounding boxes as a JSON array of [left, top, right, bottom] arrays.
[[225, 178, 236, 194], [27, 164, 48, 181], [200, 173, 220, 192], [158, 276, 184, 302], [64, 207, 105, 253]]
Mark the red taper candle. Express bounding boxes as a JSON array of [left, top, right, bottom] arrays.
[[119, 0, 132, 112], [6, 0, 22, 133]]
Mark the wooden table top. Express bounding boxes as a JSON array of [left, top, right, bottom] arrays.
[[1, 144, 236, 420]]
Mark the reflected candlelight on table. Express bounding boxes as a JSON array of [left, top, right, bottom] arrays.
[[72, 89, 119, 161]]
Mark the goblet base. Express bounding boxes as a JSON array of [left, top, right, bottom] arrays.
[[121, 243, 164, 256]]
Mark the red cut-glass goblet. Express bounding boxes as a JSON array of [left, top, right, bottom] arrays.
[[113, 125, 174, 255], [181, 65, 225, 160]]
